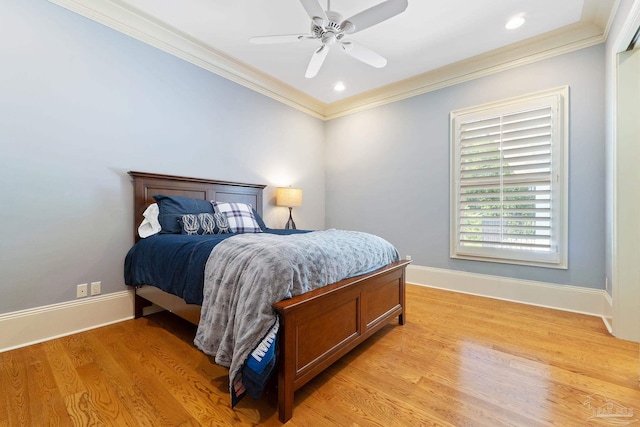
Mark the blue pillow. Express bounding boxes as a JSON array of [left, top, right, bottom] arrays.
[[152, 194, 214, 234]]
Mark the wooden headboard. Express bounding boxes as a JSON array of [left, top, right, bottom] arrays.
[[128, 171, 266, 242]]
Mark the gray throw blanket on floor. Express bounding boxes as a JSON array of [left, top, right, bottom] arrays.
[[193, 229, 399, 404]]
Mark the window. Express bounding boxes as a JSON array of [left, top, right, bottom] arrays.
[[450, 87, 568, 268]]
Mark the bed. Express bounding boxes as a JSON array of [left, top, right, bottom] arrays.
[[125, 171, 410, 423]]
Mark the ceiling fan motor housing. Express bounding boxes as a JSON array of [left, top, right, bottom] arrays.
[[311, 10, 344, 40]]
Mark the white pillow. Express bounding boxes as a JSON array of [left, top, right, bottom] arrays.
[[138, 203, 161, 238]]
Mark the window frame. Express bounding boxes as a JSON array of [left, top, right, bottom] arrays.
[[450, 86, 569, 269]]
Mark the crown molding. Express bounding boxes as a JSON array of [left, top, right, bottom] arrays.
[[582, 0, 620, 32], [49, 0, 616, 121], [324, 21, 606, 119]]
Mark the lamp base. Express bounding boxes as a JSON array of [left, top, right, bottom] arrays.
[[284, 207, 297, 230]]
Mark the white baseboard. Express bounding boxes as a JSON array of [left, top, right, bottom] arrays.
[[0, 267, 614, 353], [0, 290, 134, 353], [407, 265, 612, 320]]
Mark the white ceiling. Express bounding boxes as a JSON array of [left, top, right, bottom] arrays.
[[50, 0, 616, 119]]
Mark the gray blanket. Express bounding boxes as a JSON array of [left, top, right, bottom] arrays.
[[193, 229, 399, 401]]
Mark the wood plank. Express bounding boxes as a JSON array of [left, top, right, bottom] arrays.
[[83, 331, 192, 427], [23, 345, 72, 426], [118, 316, 259, 425], [0, 352, 10, 427], [1, 284, 638, 426], [42, 339, 85, 398], [0, 350, 30, 426], [74, 360, 140, 425]]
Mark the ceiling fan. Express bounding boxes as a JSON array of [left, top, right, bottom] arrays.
[[249, 0, 409, 78]]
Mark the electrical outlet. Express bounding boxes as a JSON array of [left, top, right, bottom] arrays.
[[405, 255, 412, 261], [91, 281, 101, 296], [77, 283, 88, 298]]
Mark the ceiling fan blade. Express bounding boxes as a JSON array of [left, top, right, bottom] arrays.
[[340, 0, 408, 34], [249, 34, 307, 44], [305, 45, 329, 78], [340, 41, 387, 68], [299, 0, 328, 24]]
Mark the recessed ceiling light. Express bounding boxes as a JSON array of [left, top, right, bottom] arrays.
[[505, 14, 525, 30], [334, 81, 345, 91]]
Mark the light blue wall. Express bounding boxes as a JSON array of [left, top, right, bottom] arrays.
[[325, 45, 606, 289], [0, 0, 325, 313], [0, 0, 611, 317]]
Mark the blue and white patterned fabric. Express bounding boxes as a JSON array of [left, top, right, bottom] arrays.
[[180, 213, 230, 235], [212, 202, 263, 233]]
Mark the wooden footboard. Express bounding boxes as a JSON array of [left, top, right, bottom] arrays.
[[272, 259, 409, 423]]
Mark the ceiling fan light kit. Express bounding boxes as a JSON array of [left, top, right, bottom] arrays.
[[250, 0, 408, 78]]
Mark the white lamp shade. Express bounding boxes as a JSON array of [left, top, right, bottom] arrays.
[[276, 187, 302, 207]]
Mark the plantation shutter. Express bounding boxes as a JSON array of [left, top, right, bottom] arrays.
[[450, 88, 567, 267]]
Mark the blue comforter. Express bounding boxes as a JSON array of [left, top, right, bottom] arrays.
[[124, 229, 309, 304]]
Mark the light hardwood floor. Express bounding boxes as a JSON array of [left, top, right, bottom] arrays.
[[1, 285, 638, 426]]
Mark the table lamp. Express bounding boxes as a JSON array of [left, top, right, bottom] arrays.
[[276, 187, 302, 229]]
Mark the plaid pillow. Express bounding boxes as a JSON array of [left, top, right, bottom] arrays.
[[212, 202, 263, 233]]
